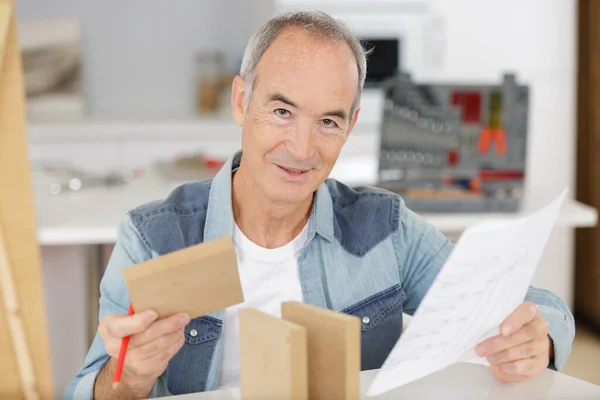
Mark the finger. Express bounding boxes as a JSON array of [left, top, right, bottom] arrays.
[[148, 332, 186, 378], [157, 329, 186, 363], [101, 310, 158, 339], [500, 302, 539, 337], [498, 356, 545, 376], [129, 313, 190, 348], [477, 317, 547, 356], [130, 328, 185, 361], [487, 339, 548, 364], [125, 329, 186, 378], [104, 337, 126, 358]]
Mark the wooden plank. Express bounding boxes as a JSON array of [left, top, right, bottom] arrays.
[[0, 0, 55, 398], [239, 309, 308, 400], [0, 294, 24, 399], [0, 226, 39, 400], [575, 0, 600, 331], [0, 4, 22, 396], [282, 302, 361, 400], [123, 236, 244, 319]]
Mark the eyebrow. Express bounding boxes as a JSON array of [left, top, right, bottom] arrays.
[[268, 93, 298, 108], [268, 92, 348, 121], [323, 108, 348, 121]]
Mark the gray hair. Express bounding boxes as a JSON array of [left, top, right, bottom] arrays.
[[240, 11, 368, 115]]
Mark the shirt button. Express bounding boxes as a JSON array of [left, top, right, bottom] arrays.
[[189, 328, 198, 338], [362, 316, 370, 324]]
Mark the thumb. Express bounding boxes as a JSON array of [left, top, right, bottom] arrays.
[[501, 302, 539, 336], [105, 310, 158, 338]]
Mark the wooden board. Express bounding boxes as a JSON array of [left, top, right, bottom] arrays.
[[0, 0, 55, 398], [239, 309, 308, 400], [575, 0, 600, 331], [282, 302, 361, 400], [0, 295, 25, 398], [123, 236, 244, 319]]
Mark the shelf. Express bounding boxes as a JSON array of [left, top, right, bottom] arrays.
[[36, 192, 597, 246], [420, 200, 597, 233], [26, 89, 385, 143], [27, 114, 240, 143], [34, 157, 597, 246]]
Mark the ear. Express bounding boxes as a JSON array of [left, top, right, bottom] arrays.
[[346, 106, 361, 137], [231, 75, 246, 126]]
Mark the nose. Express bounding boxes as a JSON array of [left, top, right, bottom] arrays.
[[286, 120, 317, 161]]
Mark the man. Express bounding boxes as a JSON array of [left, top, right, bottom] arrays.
[[66, 11, 574, 399]]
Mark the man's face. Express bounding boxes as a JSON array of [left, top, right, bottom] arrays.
[[231, 27, 360, 204]]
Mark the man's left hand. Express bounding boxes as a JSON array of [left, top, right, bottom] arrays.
[[476, 301, 553, 383]]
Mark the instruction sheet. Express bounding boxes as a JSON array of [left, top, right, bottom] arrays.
[[367, 189, 568, 397]]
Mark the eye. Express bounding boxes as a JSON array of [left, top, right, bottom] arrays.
[[321, 118, 339, 129], [274, 108, 291, 118]]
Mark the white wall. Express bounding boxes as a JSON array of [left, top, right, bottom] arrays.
[[424, 0, 577, 304], [15, 0, 271, 117]]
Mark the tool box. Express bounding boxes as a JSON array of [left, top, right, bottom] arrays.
[[377, 72, 529, 213]]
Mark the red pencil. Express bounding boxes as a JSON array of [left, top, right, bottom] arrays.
[[112, 303, 135, 389]]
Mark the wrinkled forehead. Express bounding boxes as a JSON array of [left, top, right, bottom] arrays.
[[253, 29, 359, 116]]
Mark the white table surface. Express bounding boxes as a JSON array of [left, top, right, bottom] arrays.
[[33, 158, 598, 246], [159, 363, 600, 399]]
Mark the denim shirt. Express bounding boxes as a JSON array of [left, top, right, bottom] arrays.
[[65, 152, 574, 399]]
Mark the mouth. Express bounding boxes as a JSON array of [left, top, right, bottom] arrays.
[[275, 164, 311, 176]]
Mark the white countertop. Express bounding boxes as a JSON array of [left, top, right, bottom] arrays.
[[160, 363, 600, 399], [34, 158, 598, 246]]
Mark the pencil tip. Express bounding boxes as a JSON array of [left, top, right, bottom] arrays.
[[111, 382, 119, 390]]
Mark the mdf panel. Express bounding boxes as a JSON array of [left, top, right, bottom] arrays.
[[0, 0, 54, 398]]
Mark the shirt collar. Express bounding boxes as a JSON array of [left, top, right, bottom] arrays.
[[204, 151, 335, 243]]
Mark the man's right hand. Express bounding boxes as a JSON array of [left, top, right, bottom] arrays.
[[94, 310, 191, 399]]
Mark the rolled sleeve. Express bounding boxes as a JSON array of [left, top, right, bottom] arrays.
[[525, 288, 575, 371], [539, 304, 573, 370], [71, 368, 102, 400]]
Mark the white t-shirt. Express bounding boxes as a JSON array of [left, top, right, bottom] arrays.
[[217, 222, 308, 389]]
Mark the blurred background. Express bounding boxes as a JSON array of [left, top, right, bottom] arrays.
[[13, 0, 600, 395]]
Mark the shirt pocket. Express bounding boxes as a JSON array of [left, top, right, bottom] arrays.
[[342, 284, 407, 371], [167, 316, 222, 395]]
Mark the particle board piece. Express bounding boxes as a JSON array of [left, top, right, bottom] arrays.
[[123, 236, 243, 319], [0, 0, 55, 398], [239, 309, 308, 400], [282, 301, 361, 400]]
